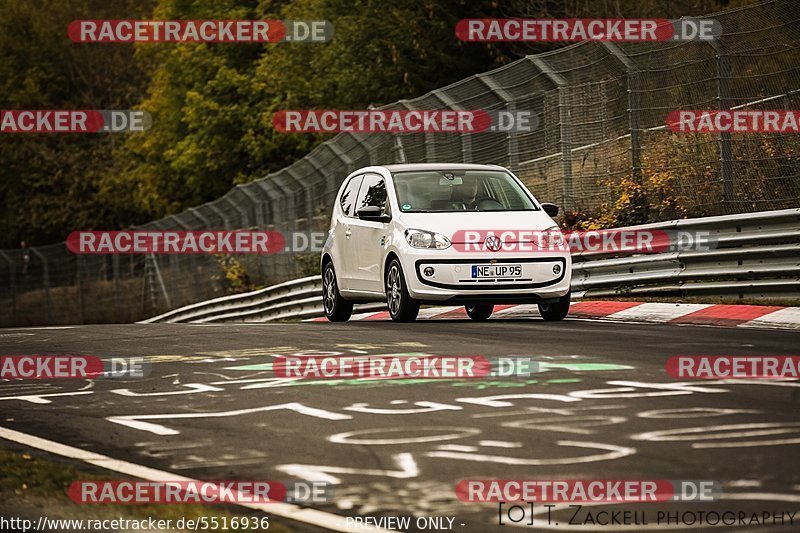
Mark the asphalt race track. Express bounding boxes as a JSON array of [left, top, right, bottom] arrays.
[[1, 318, 799, 532]]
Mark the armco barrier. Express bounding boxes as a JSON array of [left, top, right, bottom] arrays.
[[143, 208, 800, 323]]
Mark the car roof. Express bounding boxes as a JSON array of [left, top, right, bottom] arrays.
[[380, 163, 506, 172]]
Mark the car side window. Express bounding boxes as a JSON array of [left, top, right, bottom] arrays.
[[340, 175, 363, 217], [354, 174, 388, 214]]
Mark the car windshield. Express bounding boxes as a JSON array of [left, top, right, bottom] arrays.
[[392, 170, 539, 213]]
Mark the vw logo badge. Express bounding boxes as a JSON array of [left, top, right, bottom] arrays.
[[485, 235, 502, 252]]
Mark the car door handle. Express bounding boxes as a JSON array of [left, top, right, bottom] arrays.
[[345, 229, 352, 238]]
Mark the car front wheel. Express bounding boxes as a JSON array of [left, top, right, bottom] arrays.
[[386, 259, 419, 322], [538, 292, 571, 321], [322, 262, 353, 322]]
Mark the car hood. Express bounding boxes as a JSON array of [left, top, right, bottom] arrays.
[[397, 211, 557, 242]]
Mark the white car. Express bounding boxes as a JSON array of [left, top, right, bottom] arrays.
[[320, 163, 572, 322]]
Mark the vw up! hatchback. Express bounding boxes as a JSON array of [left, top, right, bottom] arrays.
[[321, 164, 571, 322]]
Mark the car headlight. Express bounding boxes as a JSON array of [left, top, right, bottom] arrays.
[[544, 226, 565, 248], [405, 229, 451, 249]]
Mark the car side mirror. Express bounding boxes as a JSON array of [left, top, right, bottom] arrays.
[[541, 203, 559, 217], [357, 206, 391, 222]]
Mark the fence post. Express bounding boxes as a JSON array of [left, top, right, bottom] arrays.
[[528, 57, 573, 210], [392, 135, 407, 163], [76, 255, 85, 324], [30, 248, 52, 324], [221, 196, 249, 229], [0, 251, 16, 325], [252, 180, 282, 228], [146, 254, 171, 311], [207, 202, 232, 231], [271, 172, 300, 225], [189, 207, 212, 228], [324, 143, 353, 192], [238, 184, 267, 228], [286, 167, 314, 231], [349, 132, 378, 165], [475, 73, 520, 169], [306, 153, 335, 230], [112, 254, 120, 318], [232, 195, 251, 229], [708, 37, 734, 205], [433, 88, 472, 163], [602, 42, 643, 189]]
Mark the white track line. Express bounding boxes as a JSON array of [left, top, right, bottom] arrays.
[[605, 303, 710, 322], [3, 326, 77, 330], [0, 426, 394, 532]]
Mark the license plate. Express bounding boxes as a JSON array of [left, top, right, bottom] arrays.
[[471, 264, 522, 278]]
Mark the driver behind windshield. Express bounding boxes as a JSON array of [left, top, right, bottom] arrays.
[[450, 176, 480, 209]]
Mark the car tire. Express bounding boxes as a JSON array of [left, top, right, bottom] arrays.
[[386, 259, 419, 322], [322, 262, 353, 322], [465, 304, 493, 321], [538, 292, 571, 321]]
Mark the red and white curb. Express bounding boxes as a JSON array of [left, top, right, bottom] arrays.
[[311, 302, 800, 331]]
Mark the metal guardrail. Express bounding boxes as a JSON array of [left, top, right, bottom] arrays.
[[141, 276, 385, 323], [572, 208, 800, 299], [144, 208, 800, 323]]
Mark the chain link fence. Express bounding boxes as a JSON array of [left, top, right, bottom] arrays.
[[2, 0, 799, 326]]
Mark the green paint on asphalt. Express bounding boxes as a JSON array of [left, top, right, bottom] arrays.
[[224, 357, 633, 388], [539, 363, 634, 372]]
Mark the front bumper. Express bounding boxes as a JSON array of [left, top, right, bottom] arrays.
[[399, 249, 572, 303]]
